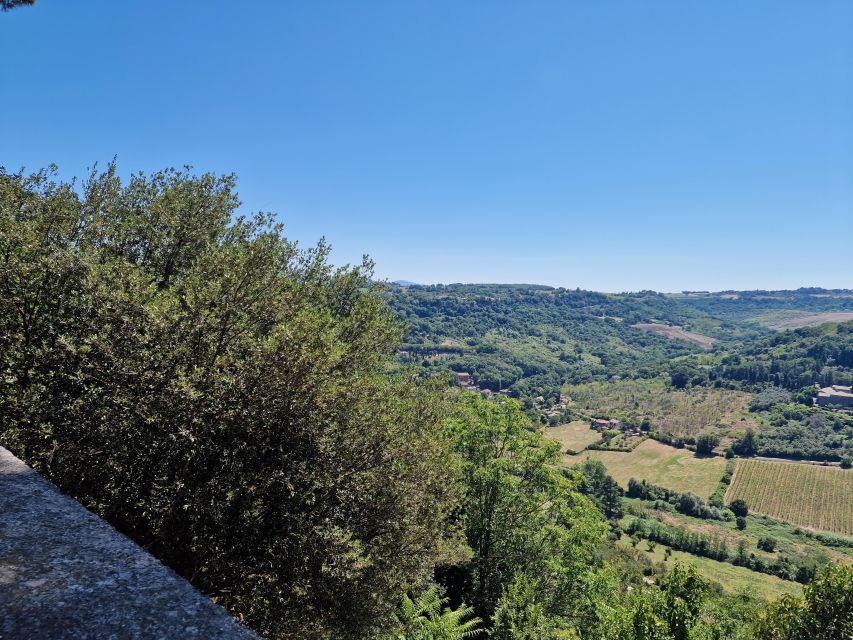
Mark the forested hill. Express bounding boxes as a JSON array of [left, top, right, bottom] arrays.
[[710, 321, 853, 390], [386, 284, 853, 404]]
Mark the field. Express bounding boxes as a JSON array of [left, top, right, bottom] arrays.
[[726, 459, 853, 536], [632, 323, 715, 349], [544, 421, 601, 452], [616, 536, 801, 600], [756, 310, 853, 331], [564, 439, 726, 498], [563, 379, 756, 440]]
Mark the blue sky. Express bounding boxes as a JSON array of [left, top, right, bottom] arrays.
[[2, 1, 852, 292]]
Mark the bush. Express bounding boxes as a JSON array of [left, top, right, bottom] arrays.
[[729, 499, 749, 518], [0, 165, 461, 639], [757, 536, 777, 552], [736, 517, 747, 531]]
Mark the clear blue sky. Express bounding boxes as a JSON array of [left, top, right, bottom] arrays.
[[3, 1, 852, 292]]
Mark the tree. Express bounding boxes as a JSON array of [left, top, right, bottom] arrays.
[[732, 429, 758, 457], [736, 517, 747, 531], [754, 564, 853, 639], [670, 368, 691, 390], [575, 458, 624, 520], [730, 499, 749, 518], [1, 0, 35, 10], [757, 537, 776, 553], [695, 434, 720, 456], [492, 575, 554, 640], [0, 164, 462, 639], [444, 394, 607, 627], [393, 589, 482, 640]]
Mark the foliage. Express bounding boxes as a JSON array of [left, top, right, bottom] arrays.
[[754, 564, 853, 639], [393, 589, 482, 640], [444, 394, 608, 628], [730, 500, 749, 518], [695, 434, 720, 456], [1, 0, 35, 10], [627, 479, 723, 520], [388, 285, 716, 405], [0, 165, 462, 639], [575, 459, 624, 520], [709, 322, 853, 391]]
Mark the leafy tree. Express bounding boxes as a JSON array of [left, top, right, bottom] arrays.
[[393, 589, 482, 640], [575, 458, 624, 520], [1, 0, 35, 10], [736, 517, 747, 531], [695, 434, 720, 456], [732, 429, 758, 457], [729, 499, 749, 518], [444, 394, 607, 627], [491, 574, 554, 640], [754, 564, 853, 639], [0, 164, 462, 639], [757, 537, 777, 553]]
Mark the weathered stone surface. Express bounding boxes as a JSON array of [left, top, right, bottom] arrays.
[[0, 447, 258, 640]]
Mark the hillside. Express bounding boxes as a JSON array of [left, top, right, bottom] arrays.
[[387, 284, 853, 405]]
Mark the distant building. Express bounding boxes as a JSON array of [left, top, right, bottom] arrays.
[[454, 372, 472, 385], [816, 385, 853, 408], [592, 418, 624, 430]]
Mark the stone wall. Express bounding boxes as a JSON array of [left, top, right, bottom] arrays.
[[0, 447, 258, 640]]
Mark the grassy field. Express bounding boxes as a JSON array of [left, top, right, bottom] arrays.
[[544, 420, 601, 452], [768, 311, 853, 330], [726, 459, 853, 536], [564, 439, 727, 499], [632, 323, 715, 349], [617, 535, 801, 600], [563, 379, 756, 441]]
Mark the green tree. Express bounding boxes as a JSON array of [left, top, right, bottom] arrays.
[[492, 574, 555, 640], [729, 499, 749, 518], [575, 458, 624, 520], [1, 0, 35, 10], [754, 564, 853, 639], [445, 394, 607, 627], [0, 164, 462, 639], [393, 589, 482, 640], [695, 434, 720, 456]]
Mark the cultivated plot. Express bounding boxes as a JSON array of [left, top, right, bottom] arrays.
[[726, 459, 853, 536]]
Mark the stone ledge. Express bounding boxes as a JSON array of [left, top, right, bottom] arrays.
[[0, 447, 258, 640]]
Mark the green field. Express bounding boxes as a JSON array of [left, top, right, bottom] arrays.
[[726, 459, 853, 536], [544, 420, 601, 452], [563, 379, 756, 441], [617, 535, 801, 600], [565, 439, 727, 499]]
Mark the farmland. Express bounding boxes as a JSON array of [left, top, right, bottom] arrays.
[[726, 459, 853, 536], [632, 323, 715, 349], [616, 535, 801, 600], [563, 379, 756, 440], [543, 420, 601, 452], [767, 311, 853, 330], [564, 439, 726, 499]]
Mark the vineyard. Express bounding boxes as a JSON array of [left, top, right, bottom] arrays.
[[726, 459, 853, 536]]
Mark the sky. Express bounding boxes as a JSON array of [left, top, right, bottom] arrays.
[[2, 1, 852, 292]]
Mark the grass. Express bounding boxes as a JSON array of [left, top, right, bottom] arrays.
[[544, 420, 601, 452], [563, 379, 757, 441], [617, 535, 801, 600], [624, 497, 853, 566], [564, 439, 727, 499], [726, 459, 853, 536]]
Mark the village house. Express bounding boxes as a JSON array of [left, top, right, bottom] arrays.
[[815, 384, 853, 408], [592, 418, 624, 430]]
